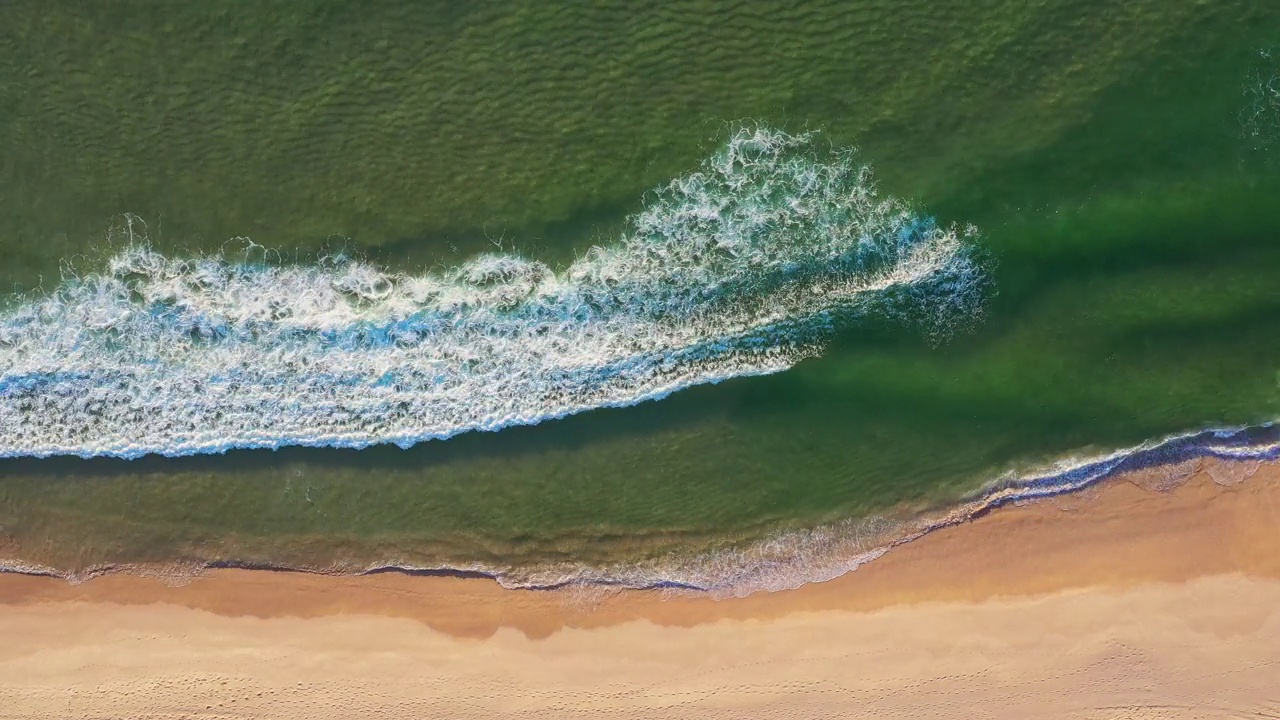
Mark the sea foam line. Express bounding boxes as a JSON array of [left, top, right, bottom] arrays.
[[0, 126, 986, 459]]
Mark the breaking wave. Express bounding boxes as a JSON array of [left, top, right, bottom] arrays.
[[0, 126, 986, 459]]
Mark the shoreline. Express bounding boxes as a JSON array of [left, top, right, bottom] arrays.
[[3, 421, 1276, 597], [3, 453, 1278, 626], [1, 455, 1278, 716]]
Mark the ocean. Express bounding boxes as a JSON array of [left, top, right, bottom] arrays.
[[1, 0, 1278, 595]]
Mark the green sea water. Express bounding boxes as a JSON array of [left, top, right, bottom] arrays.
[[1, 1, 1278, 583]]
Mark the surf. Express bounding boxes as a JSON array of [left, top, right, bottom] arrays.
[[0, 126, 987, 459]]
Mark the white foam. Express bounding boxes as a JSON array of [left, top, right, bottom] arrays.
[[0, 126, 986, 459]]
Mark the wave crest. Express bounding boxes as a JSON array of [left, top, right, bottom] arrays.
[[0, 126, 986, 459]]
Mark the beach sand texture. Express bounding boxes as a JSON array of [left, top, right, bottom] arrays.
[[1, 458, 1277, 719]]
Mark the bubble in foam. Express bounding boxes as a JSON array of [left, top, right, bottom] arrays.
[[1205, 457, 1261, 486], [0, 126, 987, 459], [1241, 47, 1280, 151]]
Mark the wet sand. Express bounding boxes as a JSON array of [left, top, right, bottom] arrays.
[[1, 458, 1278, 718]]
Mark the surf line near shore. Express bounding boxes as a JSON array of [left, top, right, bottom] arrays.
[[2, 422, 1275, 599]]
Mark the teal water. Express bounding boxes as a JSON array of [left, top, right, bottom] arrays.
[[0, 1, 1278, 592]]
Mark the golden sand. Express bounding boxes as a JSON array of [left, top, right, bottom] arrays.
[[1, 458, 1278, 718]]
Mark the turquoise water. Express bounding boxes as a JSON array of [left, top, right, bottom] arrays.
[[0, 1, 1278, 593]]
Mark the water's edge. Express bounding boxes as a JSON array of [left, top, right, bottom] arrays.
[[3, 422, 1275, 599]]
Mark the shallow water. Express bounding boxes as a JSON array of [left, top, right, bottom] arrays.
[[1, 1, 1278, 592]]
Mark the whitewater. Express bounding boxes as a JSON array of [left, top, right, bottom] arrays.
[[0, 127, 986, 459]]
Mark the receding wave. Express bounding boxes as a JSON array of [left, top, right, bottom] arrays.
[[0, 126, 986, 459]]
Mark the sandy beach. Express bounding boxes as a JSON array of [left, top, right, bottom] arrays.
[[1, 457, 1278, 719]]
